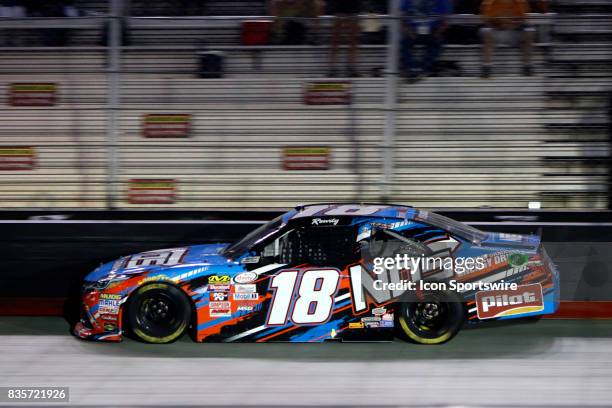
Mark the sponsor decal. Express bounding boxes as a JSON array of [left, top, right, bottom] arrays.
[[99, 299, 120, 315], [508, 252, 529, 267], [0, 146, 36, 171], [101, 314, 118, 321], [234, 284, 256, 293], [76, 325, 93, 337], [210, 301, 231, 308], [363, 321, 380, 329], [128, 179, 176, 205], [103, 323, 116, 332], [282, 147, 331, 171], [126, 247, 188, 269], [210, 292, 229, 301], [311, 217, 339, 226], [311, 218, 340, 226], [357, 222, 411, 241], [303, 81, 351, 105], [209, 309, 231, 317], [475, 251, 526, 275], [348, 322, 364, 329], [237, 305, 255, 312], [208, 284, 231, 292], [141, 275, 171, 284], [382, 313, 394, 321], [380, 320, 394, 328], [142, 114, 191, 138], [476, 283, 544, 319], [371, 221, 410, 230], [8, 83, 57, 106], [209, 301, 232, 317], [240, 256, 260, 265], [361, 316, 381, 323], [234, 271, 258, 284], [372, 307, 386, 316], [233, 293, 258, 301], [499, 233, 524, 242], [209, 275, 231, 284], [99, 293, 122, 300]]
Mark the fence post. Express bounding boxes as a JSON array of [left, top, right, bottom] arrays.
[[382, 0, 401, 201], [106, 0, 122, 209]]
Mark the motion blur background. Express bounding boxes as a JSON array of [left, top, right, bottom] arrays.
[[0, 2, 612, 407], [0, 0, 609, 210]]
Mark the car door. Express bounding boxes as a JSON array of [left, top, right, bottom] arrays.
[[240, 222, 362, 341]]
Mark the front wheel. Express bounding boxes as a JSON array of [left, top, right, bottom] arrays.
[[126, 283, 191, 344], [396, 292, 465, 345]]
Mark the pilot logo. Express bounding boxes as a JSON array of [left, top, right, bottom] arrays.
[[311, 218, 339, 226], [476, 283, 544, 319]]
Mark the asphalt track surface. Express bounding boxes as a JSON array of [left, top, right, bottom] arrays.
[[1, 318, 612, 407]]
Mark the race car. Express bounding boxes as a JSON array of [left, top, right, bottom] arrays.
[[74, 203, 559, 344]]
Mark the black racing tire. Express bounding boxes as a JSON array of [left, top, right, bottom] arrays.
[[396, 291, 465, 345], [126, 283, 191, 344]]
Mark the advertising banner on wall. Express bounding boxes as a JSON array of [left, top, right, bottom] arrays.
[[8, 83, 57, 106], [0, 146, 36, 170], [303, 82, 351, 105], [142, 114, 191, 138], [282, 147, 330, 170], [128, 179, 176, 204]]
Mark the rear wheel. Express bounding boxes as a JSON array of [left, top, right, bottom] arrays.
[[396, 292, 464, 345], [127, 283, 191, 344]]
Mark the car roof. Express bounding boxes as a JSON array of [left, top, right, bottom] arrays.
[[289, 203, 416, 221]]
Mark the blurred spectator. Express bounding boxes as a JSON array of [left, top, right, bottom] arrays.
[[0, 0, 25, 17], [0, 0, 26, 46], [360, 7, 385, 45], [328, 0, 362, 77], [480, 0, 534, 78], [400, 0, 452, 80], [22, 0, 75, 46], [270, 0, 323, 45], [360, 0, 388, 43]]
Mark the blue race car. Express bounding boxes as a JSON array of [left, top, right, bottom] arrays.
[[75, 203, 559, 344]]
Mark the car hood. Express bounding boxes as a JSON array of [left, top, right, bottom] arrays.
[[84, 243, 232, 282]]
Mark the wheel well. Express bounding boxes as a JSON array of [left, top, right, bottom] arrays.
[[121, 281, 197, 336]]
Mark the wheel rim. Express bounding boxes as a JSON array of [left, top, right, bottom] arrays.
[[136, 293, 180, 336], [404, 298, 454, 339]]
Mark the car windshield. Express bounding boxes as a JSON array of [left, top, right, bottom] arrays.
[[223, 215, 285, 258], [415, 210, 488, 243]]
